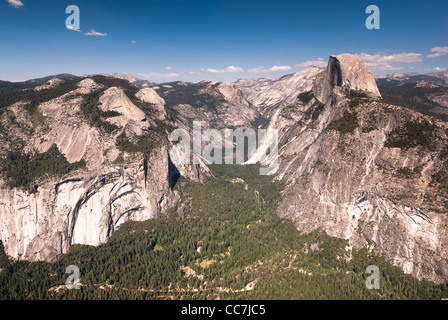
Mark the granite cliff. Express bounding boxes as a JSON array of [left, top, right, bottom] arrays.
[[247, 54, 448, 283], [1, 55, 447, 284], [0, 76, 182, 261]]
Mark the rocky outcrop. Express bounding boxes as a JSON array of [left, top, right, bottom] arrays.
[[34, 78, 63, 91], [274, 100, 448, 283], [99, 87, 150, 135], [135, 88, 167, 120], [36, 92, 96, 164], [235, 66, 322, 116], [1, 58, 447, 285], [313, 54, 381, 105], [31, 81, 135, 169], [160, 80, 258, 130], [0, 145, 177, 262], [111, 72, 139, 84], [0, 78, 180, 261], [249, 54, 448, 283]]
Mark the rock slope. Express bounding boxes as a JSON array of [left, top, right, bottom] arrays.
[[235, 66, 323, 116], [0, 148, 176, 261], [0, 77, 179, 261], [248, 54, 448, 283], [1, 57, 448, 285], [313, 53, 381, 105]]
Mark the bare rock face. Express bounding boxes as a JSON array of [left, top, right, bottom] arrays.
[[31, 79, 107, 168], [34, 78, 63, 91], [0, 78, 181, 262], [31, 81, 122, 170], [1, 60, 447, 286], [37, 96, 92, 164], [0, 145, 177, 262], [217, 82, 250, 112], [313, 54, 381, 104], [111, 72, 139, 84], [77, 78, 103, 93], [249, 54, 448, 283], [163, 81, 258, 130], [136, 88, 167, 120], [214, 82, 258, 128], [274, 98, 448, 283], [235, 66, 322, 116], [99, 87, 149, 135]]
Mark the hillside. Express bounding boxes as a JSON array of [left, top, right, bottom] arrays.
[[0, 54, 447, 299], [1, 164, 447, 299]]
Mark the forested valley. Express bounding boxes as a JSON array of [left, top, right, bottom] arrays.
[[1, 164, 447, 300]]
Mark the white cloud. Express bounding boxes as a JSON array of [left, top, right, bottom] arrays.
[[137, 72, 181, 78], [249, 65, 292, 73], [270, 65, 292, 72], [356, 52, 422, 71], [427, 47, 448, 58], [130, 40, 136, 44], [226, 66, 243, 73], [424, 67, 447, 72], [7, 0, 23, 8], [206, 68, 225, 74], [166, 66, 172, 70], [188, 71, 201, 75], [248, 67, 266, 73], [66, 25, 81, 32], [207, 65, 244, 74], [295, 58, 327, 68], [84, 29, 108, 37]]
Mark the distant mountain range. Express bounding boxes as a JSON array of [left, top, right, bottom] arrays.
[[3, 69, 448, 88], [375, 71, 448, 120], [375, 71, 448, 86]]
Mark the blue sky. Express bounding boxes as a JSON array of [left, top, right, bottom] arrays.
[[0, 0, 447, 82]]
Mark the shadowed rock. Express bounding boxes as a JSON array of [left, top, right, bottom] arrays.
[[313, 54, 381, 105]]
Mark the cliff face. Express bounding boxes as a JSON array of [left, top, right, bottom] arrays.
[[0, 77, 181, 261], [1, 59, 448, 284], [0, 145, 177, 262], [157, 80, 258, 130], [135, 88, 167, 120], [275, 100, 448, 283], [313, 54, 381, 105], [235, 66, 323, 117], [249, 54, 448, 283]]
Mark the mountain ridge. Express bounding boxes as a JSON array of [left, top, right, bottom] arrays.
[[0, 54, 447, 284]]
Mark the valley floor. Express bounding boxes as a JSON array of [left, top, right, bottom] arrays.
[[0, 164, 447, 300]]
